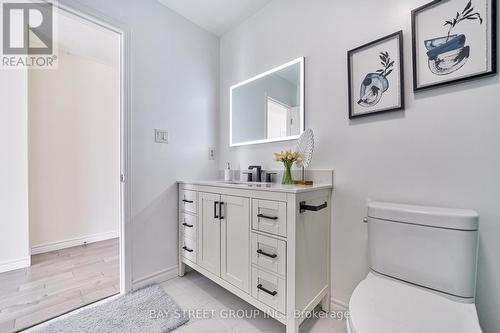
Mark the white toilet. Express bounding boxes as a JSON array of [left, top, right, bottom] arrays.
[[348, 201, 482, 333]]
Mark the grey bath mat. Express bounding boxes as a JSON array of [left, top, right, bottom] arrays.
[[32, 284, 188, 333]]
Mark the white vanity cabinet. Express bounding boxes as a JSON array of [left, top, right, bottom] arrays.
[[197, 192, 221, 276], [197, 192, 251, 292], [178, 180, 333, 333]]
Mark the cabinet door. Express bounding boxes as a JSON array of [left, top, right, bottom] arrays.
[[220, 195, 250, 293], [198, 192, 221, 276]]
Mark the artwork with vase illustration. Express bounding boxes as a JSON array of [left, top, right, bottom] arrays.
[[412, 0, 497, 91], [348, 31, 405, 118]]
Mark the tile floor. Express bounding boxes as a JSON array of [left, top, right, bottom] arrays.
[[25, 268, 348, 333], [162, 271, 348, 333]]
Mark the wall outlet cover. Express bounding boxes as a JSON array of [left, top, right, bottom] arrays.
[[208, 147, 216, 160], [155, 129, 168, 143]]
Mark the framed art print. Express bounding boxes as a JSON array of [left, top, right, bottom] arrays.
[[348, 31, 405, 119], [412, 0, 497, 91]]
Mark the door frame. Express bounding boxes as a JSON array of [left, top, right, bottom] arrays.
[[54, 0, 132, 293]]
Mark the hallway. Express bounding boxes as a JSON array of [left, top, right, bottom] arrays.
[[0, 238, 119, 332]]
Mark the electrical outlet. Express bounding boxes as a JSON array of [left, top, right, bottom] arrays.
[[154, 129, 168, 143], [208, 147, 216, 160]]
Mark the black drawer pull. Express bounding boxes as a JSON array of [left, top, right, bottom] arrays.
[[257, 284, 277, 296], [300, 201, 327, 213], [257, 214, 278, 220], [182, 222, 194, 228], [182, 246, 194, 253], [182, 199, 194, 203], [256, 249, 277, 259]]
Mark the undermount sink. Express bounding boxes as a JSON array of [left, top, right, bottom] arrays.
[[217, 181, 272, 188]]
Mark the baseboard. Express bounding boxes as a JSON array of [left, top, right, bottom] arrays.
[[0, 256, 31, 273], [331, 297, 349, 311], [132, 265, 178, 290], [31, 231, 119, 255]]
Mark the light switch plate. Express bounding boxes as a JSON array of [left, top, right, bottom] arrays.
[[208, 147, 216, 160], [155, 129, 168, 143]]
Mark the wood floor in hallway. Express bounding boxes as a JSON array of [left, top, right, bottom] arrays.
[[0, 238, 119, 333]]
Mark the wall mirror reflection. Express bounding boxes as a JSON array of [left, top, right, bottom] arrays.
[[230, 57, 305, 147]]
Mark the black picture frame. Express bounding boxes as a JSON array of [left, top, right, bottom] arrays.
[[348, 31, 405, 119], [412, 0, 498, 91]]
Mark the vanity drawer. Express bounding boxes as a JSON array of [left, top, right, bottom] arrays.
[[180, 190, 197, 214], [252, 199, 287, 237], [180, 212, 197, 239], [251, 233, 286, 277], [181, 234, 197, 263], [251, 267, 286, 314]]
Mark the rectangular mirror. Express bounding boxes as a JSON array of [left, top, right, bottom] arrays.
[[230, 57, 305, 147]]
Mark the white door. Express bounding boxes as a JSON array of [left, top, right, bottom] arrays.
[[198, 192, 221, 276], [266, 98, 289, 139], [220, 195, 250, 293]]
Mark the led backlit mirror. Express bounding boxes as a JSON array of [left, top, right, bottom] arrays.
[[230, 57, 305, 147]]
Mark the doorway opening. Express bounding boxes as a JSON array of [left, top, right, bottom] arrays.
[[0, 4, 130, 332]]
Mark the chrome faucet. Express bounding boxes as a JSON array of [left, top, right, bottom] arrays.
[[248, 165, 262, 182]]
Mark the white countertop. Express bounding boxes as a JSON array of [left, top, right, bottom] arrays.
[[178, 180, 333, 194]]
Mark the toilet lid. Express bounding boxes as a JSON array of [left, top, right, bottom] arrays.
[[348, 273, 482, 333]]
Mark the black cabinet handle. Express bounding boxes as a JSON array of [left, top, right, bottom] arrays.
[[300, 201, 327, 213], [219, 202, 225, 220], [182, 222, 194, 228], [257, 284, 277, 296], [182, 199, 194, 203], [214, 201, 219, 219], [182, 246, 193, 253], [257, 214, 278, 220], [256, 249, 277, 259]]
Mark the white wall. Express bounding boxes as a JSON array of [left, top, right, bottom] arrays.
[[28, 50, 120, 249], [0, 70, 30, 272], [60, 0, 219, 283], [219, 0, 500, 332]]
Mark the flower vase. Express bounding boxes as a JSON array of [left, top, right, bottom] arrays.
[[282, 161, 294, 185]]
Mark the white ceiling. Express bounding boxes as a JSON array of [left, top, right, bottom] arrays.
[[276, 64, 300, 86], [158, 0, 272, 36]]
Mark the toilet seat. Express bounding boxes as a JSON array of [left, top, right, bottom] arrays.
[[348, 272, 482, 333]]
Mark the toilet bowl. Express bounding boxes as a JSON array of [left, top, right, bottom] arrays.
[[348, 201, 482, 333], [347, 273, 482, 333]]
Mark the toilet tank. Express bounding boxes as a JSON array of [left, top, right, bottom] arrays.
[[367, 201, 479, 301]]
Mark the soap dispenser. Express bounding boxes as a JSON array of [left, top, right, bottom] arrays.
[[224, 162, 232, 181]]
